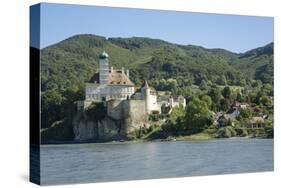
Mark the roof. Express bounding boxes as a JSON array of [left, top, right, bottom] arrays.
[[88, 70, 134, 86], [250, 117, 265, 123], [99, 51, 109, 59], [141, 80, 150, 88], [223, 114, 236, 121], [157, 95, 185, 102]]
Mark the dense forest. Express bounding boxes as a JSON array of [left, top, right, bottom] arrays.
[[40, 34, 273, 141]]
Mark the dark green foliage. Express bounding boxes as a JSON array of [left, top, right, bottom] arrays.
[[265, 123, 274, 138], [231, 43, 273, 83], [84, 103, 107, 122], [134, 124, 161, 139], [161, 106, 186, 136], [247, 128, 267, 138], [162, 119, 185, 136], [184, 97, 213, 134], [222, 86, 231, 99], [235, 127, 248, 137], [208, 87, 222, 111], [41, 120, 74, 143], [255, 62, 273, 84], [220, 98, 230, 112], [240, 42, 273, 58], [149, 113, 165, 122], [216, 126, 237, 138], [260, 96, 272, 106], [239, 108, 252, 119], [41, 87, 84, 128]]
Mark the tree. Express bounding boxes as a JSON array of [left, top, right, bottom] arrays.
[[166, 78, 178, 91], [169, 106, 185, 121], [236, 92, 246, 102], [238, 78, 247, 87], [184, 97, 213, 134], [251, 80, 262, 88], [239, 108, 252, 119], [262, 83, 273, 96], [222, 86, 231, 99], [208, 87, 221, 103], [41, 90, 64, 128], [218, 75, 227, 85], [220, 98, 230, 112], [201, 95, 212, 109], [199, 80, 208, 90], [260, 96, 272, 106]]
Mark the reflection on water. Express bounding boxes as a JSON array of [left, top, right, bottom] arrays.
[[40, 138, 273, 185]]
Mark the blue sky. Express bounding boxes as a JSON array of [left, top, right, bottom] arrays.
[[36, 3, 273, 53]]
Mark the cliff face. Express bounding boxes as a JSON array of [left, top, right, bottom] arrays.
[[73, 100, 151, 141], [73, 116, 125, 141]]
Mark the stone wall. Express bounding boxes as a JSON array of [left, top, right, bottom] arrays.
[[126, 100, 148, 133], [107, 100, 126, 120], [73, 99, 149, 141]]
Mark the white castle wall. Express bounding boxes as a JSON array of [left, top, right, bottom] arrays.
[[85, 83, 135, 102]]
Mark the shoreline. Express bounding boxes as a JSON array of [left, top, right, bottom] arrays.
[[41, 135, 271, 145]]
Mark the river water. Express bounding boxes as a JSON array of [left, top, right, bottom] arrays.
[[40, 138, 273, 185]]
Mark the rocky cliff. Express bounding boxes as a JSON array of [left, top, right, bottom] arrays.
[[73, 100, 151, 141]]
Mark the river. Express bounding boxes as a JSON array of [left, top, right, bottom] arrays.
[[40, 138, 273, 185]]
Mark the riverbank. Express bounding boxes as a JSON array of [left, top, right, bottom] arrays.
[[41, 121, 273, 144], [41, 132, 271, 145]]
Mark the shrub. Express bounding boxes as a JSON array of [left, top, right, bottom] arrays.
[[235, 127, 248, 137], [216, 126, 237, 138], [85, 102, 106, 122], [41, 120, 74, 143], [265, 124, 274, 138], [247, 128, 267, 138]]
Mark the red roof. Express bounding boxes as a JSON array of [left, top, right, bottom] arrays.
[[88, 70, 134, 86]]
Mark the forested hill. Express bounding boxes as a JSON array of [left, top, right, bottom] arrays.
[[40, 34, 273, 128], [41, 34, 273, 91]]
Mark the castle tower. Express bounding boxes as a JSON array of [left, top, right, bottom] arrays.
[[141, 80, 151, 113], [99, 51, 109, 85]]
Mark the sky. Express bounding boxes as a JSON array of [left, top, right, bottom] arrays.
[[33, 3, 273, 53]]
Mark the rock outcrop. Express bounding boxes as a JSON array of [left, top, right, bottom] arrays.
[[73, 99, 151, 141]]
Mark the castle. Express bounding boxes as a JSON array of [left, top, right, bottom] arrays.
[[77, 51, 186, 114], [74, 52, 186, 141]]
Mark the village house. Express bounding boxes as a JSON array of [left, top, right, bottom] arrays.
[[215, 102, 251, 127], [157, 95, 186, 114], [247, 116, 266, 129], [215, 100, 269, 129]]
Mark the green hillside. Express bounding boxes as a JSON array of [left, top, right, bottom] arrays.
[[230, 42, 273, 84], [40, 34, 273, 129]]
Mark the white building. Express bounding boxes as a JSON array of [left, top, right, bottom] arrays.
[[77, 52, 186, 115], [168, 95, 186, 108], [85, 51, 135, 102], [132, 80, 159, 113], [157, 95, 186, 114]]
